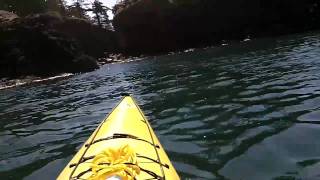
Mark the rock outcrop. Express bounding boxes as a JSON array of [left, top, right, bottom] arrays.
[[0, 10, 19, 26], [55, 17, 119, 58], [113, 0, 320, 54], [0, 11, 119, 78]]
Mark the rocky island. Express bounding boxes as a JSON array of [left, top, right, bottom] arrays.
[[1, 0, 320, 82]]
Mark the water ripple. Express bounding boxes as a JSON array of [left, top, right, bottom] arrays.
[[1, 31, 320, 179]]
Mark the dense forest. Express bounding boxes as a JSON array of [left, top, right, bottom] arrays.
[[0, 0, 111, 28]]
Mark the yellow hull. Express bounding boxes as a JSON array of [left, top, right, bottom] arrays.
[[58, 95, 180, 180]]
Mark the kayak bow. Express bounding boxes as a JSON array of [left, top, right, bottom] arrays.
[[58, 95, 180, 180]]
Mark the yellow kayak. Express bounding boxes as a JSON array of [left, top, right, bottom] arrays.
[[58, 95, 180, 180]]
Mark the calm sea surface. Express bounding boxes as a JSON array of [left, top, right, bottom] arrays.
[[1, 31, 320, 180]]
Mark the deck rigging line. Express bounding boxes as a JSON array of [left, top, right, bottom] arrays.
[[84, 133, 160, 148], [68, 96, 126, 179], [69, 96, 167, 180]]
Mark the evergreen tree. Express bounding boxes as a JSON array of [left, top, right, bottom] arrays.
[[67, 0, 87, 18], [90, 0, 111, 29], [58, 0, 67, 15], [92, 0, 103, 27], [47, 0, 59, 12], [0, 0, 47, 16], [46, 0, 66, 15], [0, 1, 6, 9]]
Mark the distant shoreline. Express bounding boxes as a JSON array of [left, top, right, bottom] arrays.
[[0, 54, 146, 90], [0, 73, 74, 90]]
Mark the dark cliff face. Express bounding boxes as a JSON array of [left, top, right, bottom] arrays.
[[0, 12, 101, 78], [54, 17, 119, 58], [113, 0, 320, 54], [113, 0, 175, 54]]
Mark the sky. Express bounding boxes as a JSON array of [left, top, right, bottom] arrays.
[[95, 0, 118, 8]]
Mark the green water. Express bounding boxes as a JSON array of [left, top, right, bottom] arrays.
[[1, 31, 320, 180]]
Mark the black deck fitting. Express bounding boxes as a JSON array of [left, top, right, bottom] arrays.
[[121, 93, 131, 97]]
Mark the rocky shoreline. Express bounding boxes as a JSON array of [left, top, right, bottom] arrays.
[[0, 73, 73, 90], [0, 52, 145, 90], [1, 0, 320, 88], [0, 10, 119, 80]]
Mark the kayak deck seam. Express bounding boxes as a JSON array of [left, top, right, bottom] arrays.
[[131, 98, 167, 180]]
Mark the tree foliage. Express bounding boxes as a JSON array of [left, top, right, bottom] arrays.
[[0, 0, 47, 16], [47, 0, 66, 15], [0, 0, 112, 29], [89, 0, 111, 29], [65, 0, 88, 18]]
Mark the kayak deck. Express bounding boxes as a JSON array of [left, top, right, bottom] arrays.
[[58, 96, 180, 180]]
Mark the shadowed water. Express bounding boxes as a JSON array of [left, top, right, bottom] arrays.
[[1, 31, 320, 180]]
